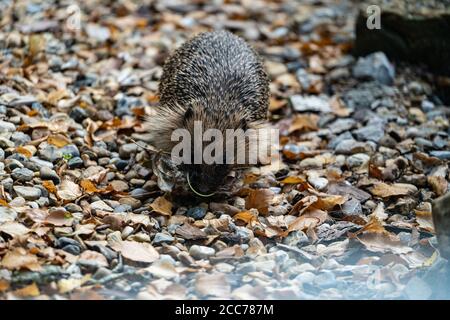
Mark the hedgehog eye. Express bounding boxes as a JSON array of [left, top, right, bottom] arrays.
[[184, 106, 194, 121]]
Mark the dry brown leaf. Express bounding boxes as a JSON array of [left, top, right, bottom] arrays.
[[0, 221, 30, 237], [175, 223, 207, 240], [57, 180, 82, 201], [354, 217, 412, 254], [149, 196, 173, 216], [109, 240, 159, 264], [329, 95, 350, 117], [288, 114, 318, 133], [80, 179, 111, 194], [269, 98, 286, 112], [42, 180, 57, 194], [233, 211, 257, 224], [415, 210, 435, 233], [369, 202, 388, 221], [289, 195, 318, 215], [281, 176, 307, 184], [27, 208, 73, 226], [283, 209, 328, 237], [78, 250, 108, 267], [370, 182, 418, 198], [0, 248, 41, 271], [16, 146, 32, 158], [0, 279, 10, 292], [245, 189, 274, 216], [58, 275, 91, 294], [427, 176, 448, 197], [314, 195, 346, 211], [0, 199, 10, 207], [12, 283, 40, 298], [47, 134, 71, 148], [47, 89, 69, 105]]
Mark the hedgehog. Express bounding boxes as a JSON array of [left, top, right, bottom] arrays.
[[145, 30, 270, 196]]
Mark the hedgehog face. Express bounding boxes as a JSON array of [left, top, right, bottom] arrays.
[[183, 163, 230, 196]]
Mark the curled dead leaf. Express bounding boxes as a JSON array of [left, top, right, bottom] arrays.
[[0, 248, 41, 271], [233, 211, 257, 224], [149, 196, 172, 216], [370, 182, 418, 198], [12, 283, 40, 298], [47, 134, 70, 148], [109, 240, 159, 264], [245, 189, 274, 216]]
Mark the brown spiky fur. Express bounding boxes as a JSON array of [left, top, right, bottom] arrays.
[[145, 31, 269, 194]]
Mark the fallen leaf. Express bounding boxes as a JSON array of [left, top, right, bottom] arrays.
[[427, 176, 448, 197], [370, 182, 418, 198], [109, 240, 159, 264], [58, 275, 91, 294], [175, 223, 207, 240], [146, 260, 178, 279], [283, 209, 328, 236], [16, 146, 32, 158], [245, 189, 274, 215], [0, 248, 41, 271], [415, 210, 434, 233], [78, 250, 108, 268], [369, 202, 388, 221], [281, 176, 307, 184], [354, 217, 412, 254], [42, 180, 57, 194], [57, 180, 82, 201], [289, 195, 318, 215], [0, 221, 30, 237], [47, 134, 70, 148], [149, 196, 173, 216], [288, 114, 318, 133], [314, 195, 346, 211], [0, 279, 10, 292], [233, 211, 257, 224], [12, 283, 40, 298], [195, 273, 230, 298], [0, 199, 10, 207], [47, 89, 69, 106], [27, 208, 73, 227]]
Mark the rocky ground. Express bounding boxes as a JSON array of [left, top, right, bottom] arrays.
[[0, 0, 449, 300]]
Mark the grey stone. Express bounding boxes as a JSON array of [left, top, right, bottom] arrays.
[[13, 186, 41, 200], [430, 151, 450, 160], [0, 120, 16, 132], [314, 270, 337, 289], [189, 245, 215, 260], [11, 167, 34, 182], [119, 143, 138, 159], [342, 198, 363, 215], [40, 166, 60, 184], [283, 230, 310, 247], [290, 95, 331, 113], [353, 52, 395, 85], [353, 124, 385, 142], [346, 153, 370, 168], [153, 232, 175, 244], [335, 139, 373, 155]]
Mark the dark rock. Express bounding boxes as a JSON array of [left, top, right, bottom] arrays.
[[186, 207, 207, 220], [69, 106, 88, 122], [40, 166, 60, 184], [67, 156, 84, 169]]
